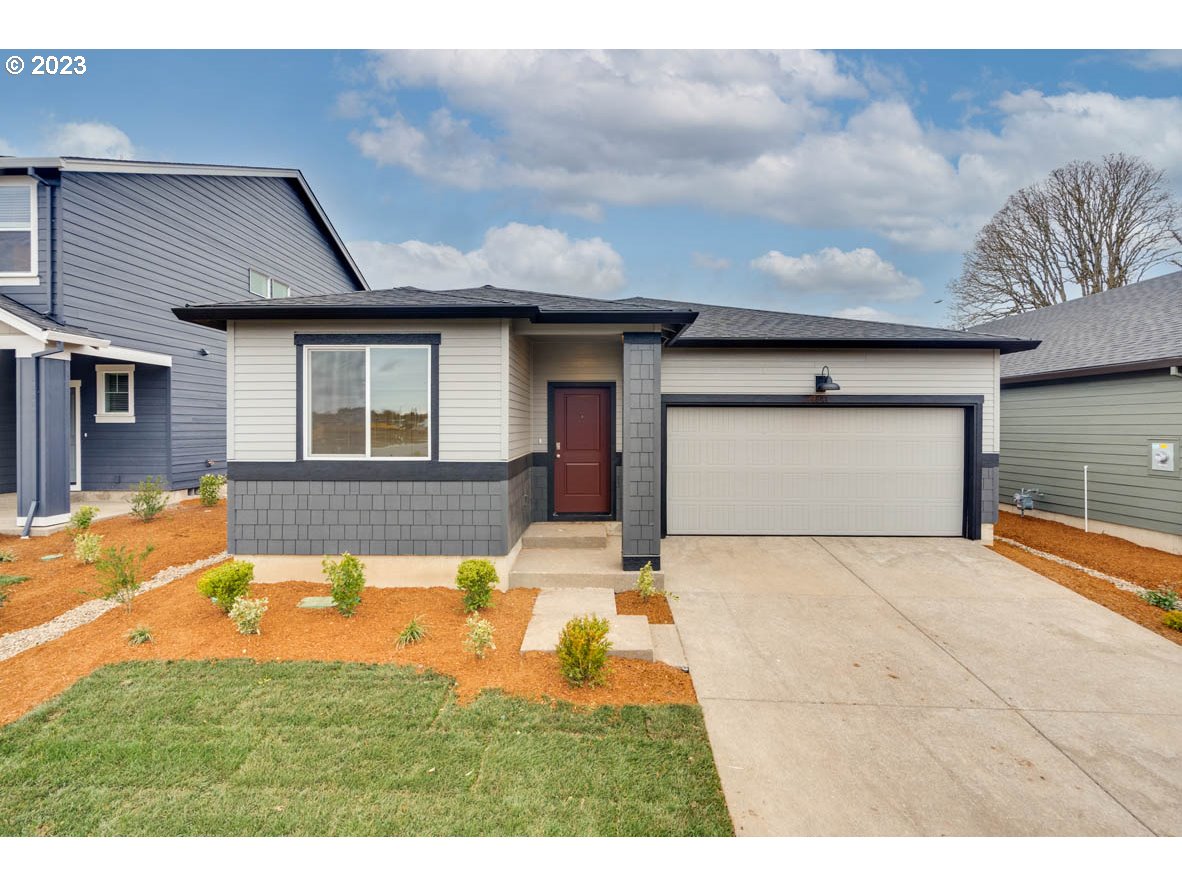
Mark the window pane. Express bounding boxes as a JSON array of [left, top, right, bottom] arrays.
[[249, 270, 269, 297], [308, 349, 366, 456], [0, 231, 32, 274], [103, 372, 130, 413], [0, 187, 31, 226], [370, 348, 430, 458], [271, 281, 290, 299]]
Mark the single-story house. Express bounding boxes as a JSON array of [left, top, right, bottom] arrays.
[[175, 287, 1037, 580], [0, 156, 365, 531], [971, 269, 1182, 552]]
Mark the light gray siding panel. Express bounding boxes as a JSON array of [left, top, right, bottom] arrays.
[[662, 348, 1001, 452], [507, 332, 531, 460], [58, 172, 360, 488], [530, 338, 624, 452], [230, 319, 506, 462], [999, 371, 1182, 534]]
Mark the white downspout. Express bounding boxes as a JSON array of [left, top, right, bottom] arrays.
[[1083, 465, 1089, 534]]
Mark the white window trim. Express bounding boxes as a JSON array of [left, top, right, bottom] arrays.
[[0, 177, 38, 285], [95, 364, 136, 424], [303, 344, 432, 461], [248, 268, 293, 300]]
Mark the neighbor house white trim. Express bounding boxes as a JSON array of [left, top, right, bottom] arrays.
[[95, 363, 135, 424], [0, 177, 37, 284], [69, 379, 81, 491], [73, 343, 173, 367]]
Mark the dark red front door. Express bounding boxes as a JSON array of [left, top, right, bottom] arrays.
[[553, 387, 612, 515]]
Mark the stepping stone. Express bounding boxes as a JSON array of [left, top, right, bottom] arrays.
[[40, 554, 64, 561], [650, 624, 689, 671], [531, 587, 617, 617], [521, 613, 654, 660], [297, 596, 335, 609]]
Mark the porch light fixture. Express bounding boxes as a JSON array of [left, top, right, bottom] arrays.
[[815, 365, 841, 393]]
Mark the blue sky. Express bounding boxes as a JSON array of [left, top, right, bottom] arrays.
[[2, 48, 1180, 326]]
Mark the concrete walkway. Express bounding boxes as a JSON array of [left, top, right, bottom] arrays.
[[664, 536, 1182, 836]]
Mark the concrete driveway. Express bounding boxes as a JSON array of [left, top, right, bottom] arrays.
[[664, 536, 1182, 836]]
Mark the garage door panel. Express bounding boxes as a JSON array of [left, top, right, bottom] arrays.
[[667, 406, 964, 536]]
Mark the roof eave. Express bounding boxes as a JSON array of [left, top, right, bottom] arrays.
[[671, 337, 1041, 353], [1001, 355, 1182, 386]]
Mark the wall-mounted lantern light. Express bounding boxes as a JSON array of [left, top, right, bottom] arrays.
[[815, 365, 841, 393]]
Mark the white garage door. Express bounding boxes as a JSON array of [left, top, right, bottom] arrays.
[[667, 406, 965, 536]]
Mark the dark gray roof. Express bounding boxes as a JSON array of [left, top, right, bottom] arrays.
[[174, 284, 1038, 353], [0, 293, 96, 337], [969, 270, 1182, 381], [173, 285, 699, 331], [620, 297, 1038, 352]]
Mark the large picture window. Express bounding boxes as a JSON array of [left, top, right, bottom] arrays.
[[305, 345, 431, 459]]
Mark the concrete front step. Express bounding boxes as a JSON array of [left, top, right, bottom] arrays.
[[521, 612, 654, 661], [650, 624, 689, 671], [508, 543, 664, 591], [520, 522, 609, 550]]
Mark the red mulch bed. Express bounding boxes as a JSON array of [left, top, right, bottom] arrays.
[[0, 570, 696, 726], [0, 501, 226, 634], [996, 511, 1182, 590], [994, 540, 1182, 647], [615, 590, 675, 624]]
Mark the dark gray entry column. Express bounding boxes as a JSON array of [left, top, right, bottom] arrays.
[[16, 352, 72, 528], [621, 332, 661, 571]]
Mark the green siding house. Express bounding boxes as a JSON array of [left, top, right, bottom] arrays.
[[972, 271, 1182, 551]]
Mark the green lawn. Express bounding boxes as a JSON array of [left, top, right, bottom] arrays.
[[0, 660, 732, 836]]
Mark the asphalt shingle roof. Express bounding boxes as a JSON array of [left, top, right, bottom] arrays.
[[969, 270, 1182, 380], [0, 293, 96, 337], [176, 284, 1038, 352], [619, 297, 1035, 349]]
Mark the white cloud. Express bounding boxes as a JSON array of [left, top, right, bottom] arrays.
[[692, 251, 731, 270], [348, 50, 1182, 251], [752, 247, 923, 302], [348, 222, 625, 295], [43, 122, 136, 159], [1129, 50, 1182, 70]]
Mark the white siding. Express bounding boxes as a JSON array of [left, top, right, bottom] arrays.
[[662, 348, 999, 453], [230, 318, 506, 462], [530, 338, 623, 452], [507, 332, 532, 460]]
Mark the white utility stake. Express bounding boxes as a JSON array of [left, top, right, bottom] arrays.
[[1083, 465, 1089, 533]]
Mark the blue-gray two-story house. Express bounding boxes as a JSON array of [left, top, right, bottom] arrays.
[[0, 157, 366, 531]]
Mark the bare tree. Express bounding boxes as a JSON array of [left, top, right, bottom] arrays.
[[951, 153, 1182, 327]]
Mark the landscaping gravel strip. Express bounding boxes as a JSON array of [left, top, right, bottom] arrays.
[[996, 537, 1166, 600], [0, 551, 228, 663]]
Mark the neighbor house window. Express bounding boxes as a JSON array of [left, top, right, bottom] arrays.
[[96, 364, 135, 423], [305, 345, 430, 459], [0, 179, 37, 282], [249, 269, 292, 299]]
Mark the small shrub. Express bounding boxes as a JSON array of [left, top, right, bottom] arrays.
[[198, 473, 226, 507], [197, 561, 255, 614], [68, 505, 100, 534], [0, 574, 29, 588], [73, 531, 103, 564], [457, 558, 498, 613], [126, 625, 153, 646], [0, 548, 17, 563], [556, 614, 612, 687], [130, 476, 168, 522], [1141, 586, 1180, 611], [94, 544, 154, 612], [463, 614, 495, 659], [396, 615, 428, 649], [229, 596, 268, 635], [323, 552, 364, 617], [1163, 611, 1182, 632]]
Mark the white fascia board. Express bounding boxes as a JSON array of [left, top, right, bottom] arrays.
[[73, 343, 172, 367]]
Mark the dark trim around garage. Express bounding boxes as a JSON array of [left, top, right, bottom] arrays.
[[545, 381, 618, 521], [659, 394, 986, 541]]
